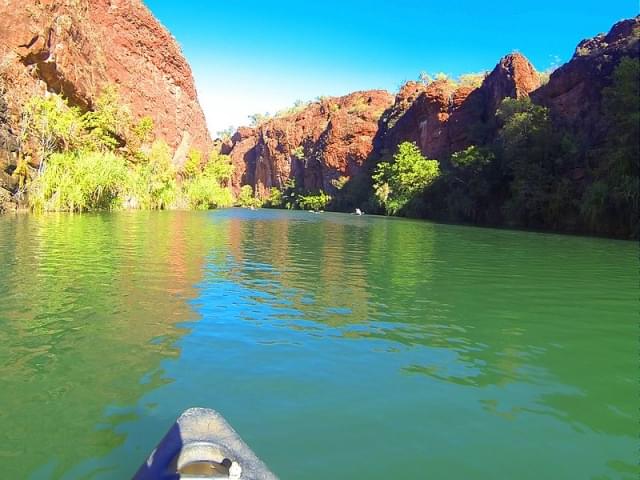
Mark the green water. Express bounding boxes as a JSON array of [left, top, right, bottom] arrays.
[[0, 209, 637, 479]]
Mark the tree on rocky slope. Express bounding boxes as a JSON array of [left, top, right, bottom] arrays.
[[373, 142, 440, 215], [582, 57, 640, 237]]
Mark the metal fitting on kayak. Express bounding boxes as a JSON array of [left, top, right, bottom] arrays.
[[134, 408, 278, 480]]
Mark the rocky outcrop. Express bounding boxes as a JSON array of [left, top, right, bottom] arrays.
[[0, 83, 20, 211], [0, 0, 211, 153], [229, 91, 393, 197], [532, 16, 639, 145], [379, 53, 540, 161], [228, 54, 541, 197]]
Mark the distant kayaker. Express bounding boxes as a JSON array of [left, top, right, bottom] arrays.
[[355, 208, 364, 216]]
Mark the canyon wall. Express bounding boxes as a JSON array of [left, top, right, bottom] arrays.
[[0, 0, 211, 199], [227, 90, 394, 197], [228, 16, 638, 209], [227, 52, 542, 197]]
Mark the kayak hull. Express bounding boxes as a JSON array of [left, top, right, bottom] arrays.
[[134, 407, 278, 479]]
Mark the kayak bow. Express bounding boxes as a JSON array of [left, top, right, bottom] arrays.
[[134, 408, 277, 480]]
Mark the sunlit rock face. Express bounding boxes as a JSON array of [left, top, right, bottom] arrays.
[[0, 0, 211, 153], [227, 54, 542, 197], [227, 90, 394, 197], [379, 53, 540, 161]]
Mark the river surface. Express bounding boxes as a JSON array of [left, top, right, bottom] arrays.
[[0, 209, 637, 479]]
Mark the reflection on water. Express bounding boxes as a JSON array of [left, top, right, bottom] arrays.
[[0, 212, 217, 478], [0, 209, 636, 479]]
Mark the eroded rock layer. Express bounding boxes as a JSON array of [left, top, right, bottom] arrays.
[[0, 0, 211, 152], [228, 53, 541, 195], [229, 91, 394, 197]]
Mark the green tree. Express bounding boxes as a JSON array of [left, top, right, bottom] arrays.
[[263, 187, 284, 208], [182, 152, 234, 210], [82, 85, 132, 151], [372, 142, 440, 215], [203, 152, 233, 185], [128, 140, 178, 209], [215, 126, 235, 141], [444, 145, 499, 222], [248, 112, 271, 127], [22, 95, 83, 164], [126, 116, 154, 161], [237, 185, 261, 208], [496, 97, 554, 226], [298, 191, 331, 211], [183, 149, 203, 178], [583, 57, 640, 236]]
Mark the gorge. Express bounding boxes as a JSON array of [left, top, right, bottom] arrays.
[[0, 2, 638, 239], [0, 3, 638, 479]]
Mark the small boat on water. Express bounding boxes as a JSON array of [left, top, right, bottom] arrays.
[[134, 408, 277, 480]]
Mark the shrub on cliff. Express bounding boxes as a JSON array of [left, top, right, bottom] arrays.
[[21, 95, 84, 162], [298, 191, 331, 211], [183, 152, 234, 210], [373, 142, 440, 215], [237, 185, 262, 208], [248, 112, 272, 127], [82, 85, 133, 152]]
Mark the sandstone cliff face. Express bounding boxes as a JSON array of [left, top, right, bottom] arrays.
[[229, 14, 637, 204], [229, 90, 393, 197], [380, 53, 540, 160], [0, 0, 211, 154], [532, 17, 639, 144], [228, 53, 541, 196]]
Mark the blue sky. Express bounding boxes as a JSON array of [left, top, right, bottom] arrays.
[[143, 1, 638, 134]]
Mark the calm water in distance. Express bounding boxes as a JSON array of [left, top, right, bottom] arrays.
[[0, 209, 637, 479]]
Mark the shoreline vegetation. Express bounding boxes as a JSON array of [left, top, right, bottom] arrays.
[[242, 57, 639, 240], [3, 85, 234, 214], [1, 58, 637, 240]]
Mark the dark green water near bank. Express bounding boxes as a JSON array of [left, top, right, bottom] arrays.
[[0, 209, 637, 479]]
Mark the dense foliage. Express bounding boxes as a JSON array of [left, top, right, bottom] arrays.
[[298, 191, 331, 211], [17, 88, 234, 212], [350, 57, 638, 238], [236, 184, 261, 208], [587, 57, 639, 237], [256, 177, 332, 212], [372, 142, 441, 215], [182, 154, 234, 210]]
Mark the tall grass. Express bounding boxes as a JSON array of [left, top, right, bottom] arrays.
[[30, 151, 128, 212], [21, 87, 236, 213]]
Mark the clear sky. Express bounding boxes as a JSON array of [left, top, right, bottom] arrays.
[[143, 1, 638, 135]]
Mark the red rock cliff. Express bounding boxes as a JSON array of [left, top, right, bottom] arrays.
[[532, 16, 639, 144], [228, 90, 394, 197], [0, 0, 211, 152], [379, 53, 540, 160], [227, 54, 541, 198]]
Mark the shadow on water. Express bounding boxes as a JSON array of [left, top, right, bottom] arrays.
[[0, 209, 637, 479]]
